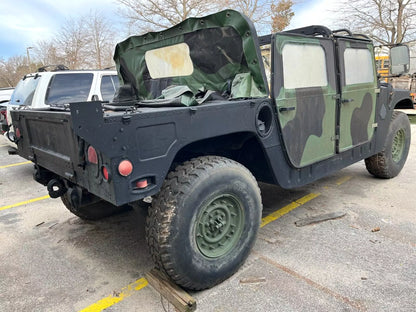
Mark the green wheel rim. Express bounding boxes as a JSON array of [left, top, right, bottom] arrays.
[[195, 194, 244, 258], [392, 129, 405, 163]]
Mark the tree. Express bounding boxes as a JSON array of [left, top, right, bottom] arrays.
[[54, 16, 90, 69], [227, 0, 271, 25], [33, 40, 64, 67], [337, 0, 416, 45], [226, 0, 294, 33], [271, 0, 294, 32], [0, 56, 30, 88], [116, 0, 295, 35], [115, 0, 220, 33], [85, 11, 118, 69]]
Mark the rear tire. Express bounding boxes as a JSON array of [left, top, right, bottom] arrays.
[[61, 192, 129, 220], [365, 111, 411, 178], [145, 156, 262, 290]]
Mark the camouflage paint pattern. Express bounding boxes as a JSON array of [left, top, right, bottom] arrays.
[[274, 35, 337, 167], [113, 10, 268, 100], [337, 40, 377, 152]]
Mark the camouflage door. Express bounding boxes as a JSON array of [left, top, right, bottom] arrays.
[[336, 39, 378, 152], [273, 35, 337, 167]]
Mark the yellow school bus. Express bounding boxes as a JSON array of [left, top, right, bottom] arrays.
[[375, 55, 389, 78]]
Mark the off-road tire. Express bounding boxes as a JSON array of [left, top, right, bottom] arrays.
[[145, 156, 262, 290], [61, 193, 129, 220], [365, 111, 411, 178]]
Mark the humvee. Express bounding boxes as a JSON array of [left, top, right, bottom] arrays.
[[11, 10, 411, 290]]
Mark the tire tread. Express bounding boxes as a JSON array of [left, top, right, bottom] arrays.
[[145, 156, 260, 290]]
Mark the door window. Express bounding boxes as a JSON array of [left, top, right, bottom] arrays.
[[344, 48, 374, 85], [282, 43, 328, 89]]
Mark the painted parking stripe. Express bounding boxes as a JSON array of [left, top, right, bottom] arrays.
[[0, 161, 31, 169], [336, 175, 352, 186], [79, 176, 349, 311], [0, 195, 50, 211], [78, 192, 321, 311], [260, 193, 321, 228], [79, 278, 148, 312]]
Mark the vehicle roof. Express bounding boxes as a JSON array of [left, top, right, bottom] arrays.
[[25, 69, 117, 77]]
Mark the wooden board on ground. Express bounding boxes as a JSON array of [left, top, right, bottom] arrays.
[[145, 268, 197, 312]]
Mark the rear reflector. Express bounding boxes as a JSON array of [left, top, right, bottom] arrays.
[[15, 127, 21, 138], [118, 160, 133, 176], [87, 146, 98, 164], [135, 179, 148, 189], [102, 166, 109, 181]]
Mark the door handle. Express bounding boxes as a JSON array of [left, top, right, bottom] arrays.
[[341, 98, 354, 103], [279, 106, 296, 112]]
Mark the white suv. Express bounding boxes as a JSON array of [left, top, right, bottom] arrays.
[[3, 69, 119, 148]]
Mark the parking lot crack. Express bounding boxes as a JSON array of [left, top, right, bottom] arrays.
[[254, 252, 367, 312]]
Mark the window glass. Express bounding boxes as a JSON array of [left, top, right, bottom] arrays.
[[145, 43, 194, 79], [45, 73, 93, 105], [344, 48, 374, 85], [261, 44, 271, 86], [282, 43, 327, 89], [10, 76, 40, 106], [100, 75, 120, 101]]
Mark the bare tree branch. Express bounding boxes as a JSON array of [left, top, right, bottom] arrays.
[[336, 0, 416, 45]]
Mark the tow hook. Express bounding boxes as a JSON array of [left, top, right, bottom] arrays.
[[47, 179, 67, 198]]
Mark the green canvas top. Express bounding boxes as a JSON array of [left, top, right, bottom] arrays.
[[113, 10, 269, 102]]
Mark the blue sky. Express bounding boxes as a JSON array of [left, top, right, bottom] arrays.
[[0, 0, 336, 60]]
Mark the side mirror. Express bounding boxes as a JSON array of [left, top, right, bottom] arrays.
[[390, 45, 410, 76]]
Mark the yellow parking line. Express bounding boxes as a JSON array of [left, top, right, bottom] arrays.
[[79, 278, 148, 312], [78, 176, 350, 311], [261, 193, 321, 228], [0, 195, 50, 211], [336, 175, 352, 186], [0, 161, 31, 169]]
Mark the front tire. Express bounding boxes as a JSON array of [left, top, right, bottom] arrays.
[[145, 156, 262, 290], [365, 111, 411, 178]]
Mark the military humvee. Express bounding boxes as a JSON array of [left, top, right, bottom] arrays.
[[11, 10, 412, 290]]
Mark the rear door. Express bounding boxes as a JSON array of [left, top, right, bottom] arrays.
[[336, 39, 378, 152], [273, 34, 337, 167]]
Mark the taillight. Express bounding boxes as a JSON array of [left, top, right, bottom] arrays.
[[135, 179, 148, 189], [15, 127, 21, 138], [118, 160, 133, 176], [87, 146, 98, 164], [102, 166, 109, 181]]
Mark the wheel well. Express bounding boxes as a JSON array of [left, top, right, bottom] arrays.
[[172, 132, 275, 183], [394, 98, 414, 109]]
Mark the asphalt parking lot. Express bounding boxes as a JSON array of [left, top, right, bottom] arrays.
[[1, 124, 415, 312]]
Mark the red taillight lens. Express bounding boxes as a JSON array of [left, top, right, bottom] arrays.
[[15, 127, 21, 138], [118, 160, 133, 176], [102, 166, 109, 181], [135, 179, 148, 189], [87, 146, 98, 164]]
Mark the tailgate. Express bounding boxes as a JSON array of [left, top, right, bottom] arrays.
[[11, 109, 80, 180]]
